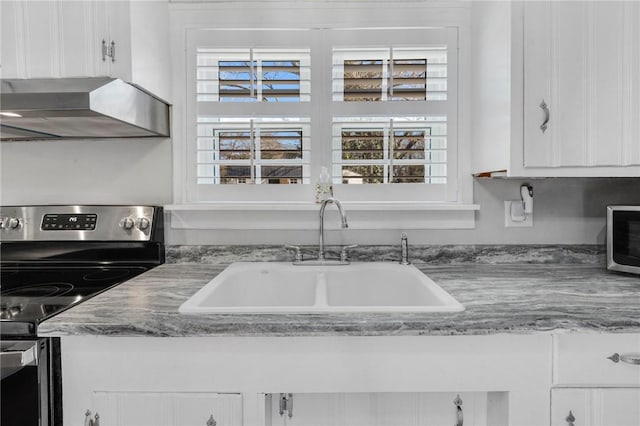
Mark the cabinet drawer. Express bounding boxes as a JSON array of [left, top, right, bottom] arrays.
[[553, 334, 640, 386]]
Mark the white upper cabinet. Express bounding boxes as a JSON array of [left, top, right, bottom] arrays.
[[523, 1, 640, 170], [0, 0, 171, 101], [471, 1, 640, 177]]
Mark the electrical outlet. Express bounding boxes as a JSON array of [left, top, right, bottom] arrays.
[[504, 201, 533, 227]]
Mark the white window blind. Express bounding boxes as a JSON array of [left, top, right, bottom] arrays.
[[197, 117, 311, 185], [332, 47, 447, 102], [332, 116, 447, 185], [197, 48, 311, 102]]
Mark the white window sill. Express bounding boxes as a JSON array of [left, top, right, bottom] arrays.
[[165, 202, 479, 230]]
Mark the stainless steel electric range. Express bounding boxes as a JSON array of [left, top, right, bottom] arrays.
[[0, 205, 165, 426]]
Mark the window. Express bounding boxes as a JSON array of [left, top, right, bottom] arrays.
[[184, 27, 459, 204], [333, 47, 447, 102], [197, 48, 311, 103], [333, 117, 447, 185], [196, 117, 311, 185]]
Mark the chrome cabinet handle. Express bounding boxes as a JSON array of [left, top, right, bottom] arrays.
[[454, 394, 463, 426], [84, 410, 100, 426], [540, 100, 550, 133], [279, 393, 293, 418], [607, 352, 640, 365], [206, 414, 217, 426], [565, 410, 575, 426], [101, 40, 108, 62]]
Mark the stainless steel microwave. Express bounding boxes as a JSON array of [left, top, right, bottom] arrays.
[[607, 205, 640, 274]]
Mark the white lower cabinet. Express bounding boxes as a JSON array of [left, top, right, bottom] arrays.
[[268, 392, 489, 426], [551, 388, 640, 426], [87, 392, 242, 426], [59, 335, 551, 426], [551, 334, 640, 426]]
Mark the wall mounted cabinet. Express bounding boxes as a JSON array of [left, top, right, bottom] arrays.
[[0, 0, 171, 101], [472, 1, 640, 177]]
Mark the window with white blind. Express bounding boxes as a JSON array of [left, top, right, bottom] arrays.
[[184, 27, 459, 203], [333, 47, 447, 102], [197, 117, 311, 185], [333, 116, 447, 185], [197, 48, 311, 103]]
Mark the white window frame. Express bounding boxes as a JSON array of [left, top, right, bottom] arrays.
[[169, 2, 476, 230], [186, 29, 316, 202]]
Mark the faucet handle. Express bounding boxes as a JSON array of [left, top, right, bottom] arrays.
[[340, 244, 359, 262], [400, 233, 410, 265], [284, 245, 303, 263]]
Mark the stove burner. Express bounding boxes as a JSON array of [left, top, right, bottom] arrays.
[[1, 283, 74, 298], [83, 269, 133, 282]]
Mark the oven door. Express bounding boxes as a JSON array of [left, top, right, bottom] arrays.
[[1, 339, 58, 426], [607, 206, 640, 274], [1, 340, 38, 379]]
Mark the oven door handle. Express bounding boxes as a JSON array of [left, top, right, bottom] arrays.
[[0, 342, 39, 379]]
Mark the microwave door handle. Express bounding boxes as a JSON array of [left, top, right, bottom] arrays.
[[0, 344, 38, 379]]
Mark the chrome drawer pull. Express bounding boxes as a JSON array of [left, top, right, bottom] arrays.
[[608, 352, 640, 365], [206, 414, 217, 426]]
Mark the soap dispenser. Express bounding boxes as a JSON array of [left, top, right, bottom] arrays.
[[315, 167, 333, 203]]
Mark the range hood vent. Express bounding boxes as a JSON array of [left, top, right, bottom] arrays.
[[0, 78, 170, 140]]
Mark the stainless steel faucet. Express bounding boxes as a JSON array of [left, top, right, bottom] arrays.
[[318, 197, 348, 261]]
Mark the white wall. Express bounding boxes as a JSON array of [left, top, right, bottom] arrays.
[[0, 138, 173, 206], [166, 178, 640, 245]]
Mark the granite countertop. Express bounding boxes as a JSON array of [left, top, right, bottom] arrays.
[[37, 262, 640, 337]]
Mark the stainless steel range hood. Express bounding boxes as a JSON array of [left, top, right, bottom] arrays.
[[0, 78, 170, 140]]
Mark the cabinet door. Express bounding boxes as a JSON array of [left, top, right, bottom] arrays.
[[91, 392, 242, 426], [59, 1, 100, 77], [270, 392, 487, 426], [104, 0, 132, 82], [523, 1, 640, 169], [1, 0, 59, 78], [1, 0, 108, 78], [1, 0, 23, 77], [552, 388, 640, 426]]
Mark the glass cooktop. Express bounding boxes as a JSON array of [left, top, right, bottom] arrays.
[[0, 266, 148, 325]]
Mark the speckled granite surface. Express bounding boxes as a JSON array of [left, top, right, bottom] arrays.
[[166, 244, 606, 265], [38, 260, 639, 337]]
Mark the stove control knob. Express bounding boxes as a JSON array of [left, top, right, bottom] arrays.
[[136, 217, 150, 230], [9, 305, 22, 317], [119, 217, 135, 230], [7, 217, 22, 229]]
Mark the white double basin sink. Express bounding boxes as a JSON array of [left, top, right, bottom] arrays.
[[179, 262, 464, 314]]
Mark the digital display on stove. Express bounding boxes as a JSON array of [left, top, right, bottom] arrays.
[[41, 214, 97, 231]]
